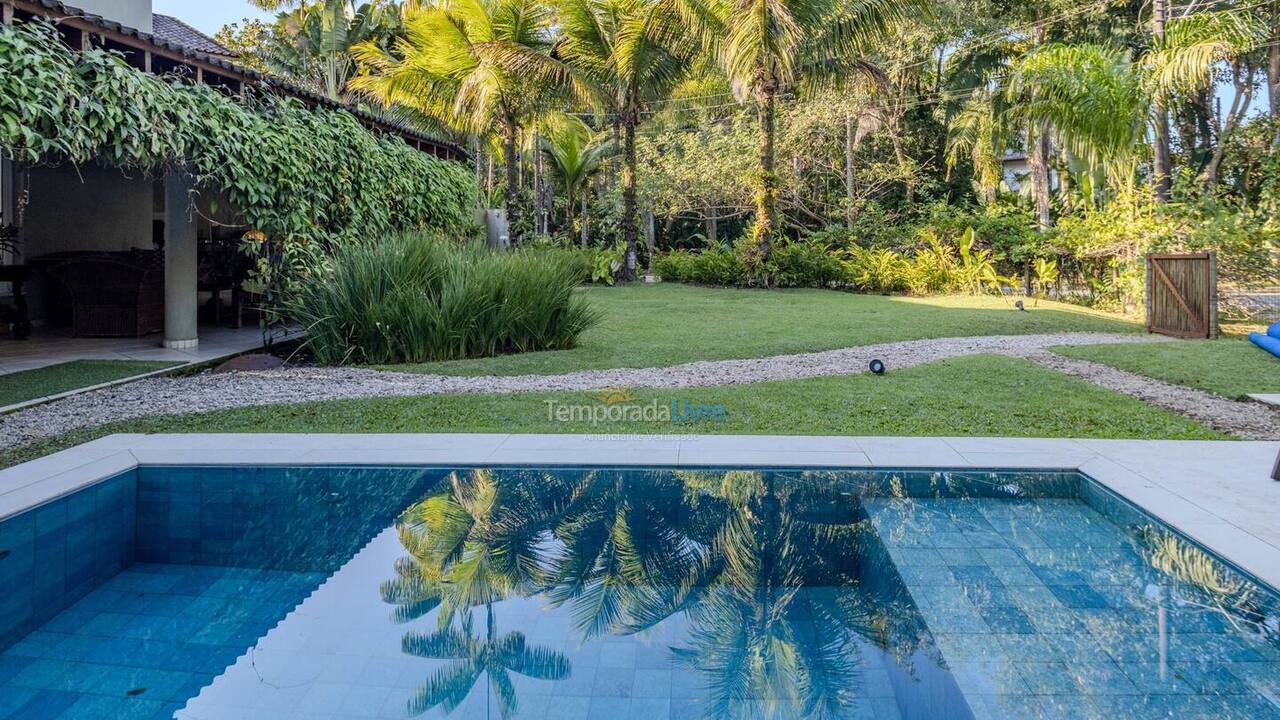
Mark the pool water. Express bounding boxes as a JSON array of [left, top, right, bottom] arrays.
[[0, 466, 1277, 720]]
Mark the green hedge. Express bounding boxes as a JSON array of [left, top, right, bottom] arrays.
[[0, 21, 476, 246], [285, 233, 599, 365]]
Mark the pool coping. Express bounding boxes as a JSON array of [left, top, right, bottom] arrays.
[[3, 433, 1279, 589]]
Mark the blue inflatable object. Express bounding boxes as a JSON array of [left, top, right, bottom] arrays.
[[1251, 324, 1280, 359]]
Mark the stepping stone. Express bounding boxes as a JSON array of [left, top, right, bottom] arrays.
[[1248, 394, 1280, 407], [214, 354, 284, 374]]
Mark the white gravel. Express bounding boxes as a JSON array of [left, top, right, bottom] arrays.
[[0, 332, 1176, 450], [1026, 351, 1280, 440]]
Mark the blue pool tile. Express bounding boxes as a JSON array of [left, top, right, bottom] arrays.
[[3, 631, 70, 659], [628, 696, 669, 720], [86, 666, 195, 701], [593, 667, 636, 698], [9, 659, 103, 693], [61, 694, 165, 720], [1117, 661, 1199, 694], [976, 605, 1036, 634], [0, 686, 38, 718], [1046, 583, 1109, 609], [4, 689, 78, 720]]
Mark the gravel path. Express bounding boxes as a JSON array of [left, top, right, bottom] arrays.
[[0, 332, 1173, 450], [1025, 351, 1280, 440]]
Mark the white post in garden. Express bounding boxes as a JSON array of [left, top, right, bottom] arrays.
[[163, 172, 199, 349]]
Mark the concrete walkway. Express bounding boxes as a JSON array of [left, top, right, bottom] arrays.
[[0, 325, 297, 376]]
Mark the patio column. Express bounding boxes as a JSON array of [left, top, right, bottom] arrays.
[[163, 173, 198, 349]]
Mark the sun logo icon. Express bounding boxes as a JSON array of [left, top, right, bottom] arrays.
[[597, 386, 640, 405]]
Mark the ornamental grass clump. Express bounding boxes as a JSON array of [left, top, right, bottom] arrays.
[[288, 234, 599, 365]]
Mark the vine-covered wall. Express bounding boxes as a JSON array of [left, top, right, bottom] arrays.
[[0, 20, 477, 246]]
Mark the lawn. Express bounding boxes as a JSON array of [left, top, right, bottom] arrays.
[[0, 360, 182, 408], [1, 354, 1221, 470], [384, 283, 1139, 376], [1053, 339, 1280, 400]]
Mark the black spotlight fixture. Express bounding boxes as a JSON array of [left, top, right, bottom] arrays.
[[869, 359, 886, 375], [1015, 300, 1027, 311]]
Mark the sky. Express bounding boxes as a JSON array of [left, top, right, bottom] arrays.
[[151, 0, 274, 35]]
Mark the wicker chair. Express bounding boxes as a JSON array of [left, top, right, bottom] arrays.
[[46, 252, 164, 337]]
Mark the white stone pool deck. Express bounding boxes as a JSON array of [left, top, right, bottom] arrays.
[[2, 433, 1279, 590]]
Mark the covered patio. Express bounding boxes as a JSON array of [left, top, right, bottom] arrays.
[[0, 324, 299, 376]]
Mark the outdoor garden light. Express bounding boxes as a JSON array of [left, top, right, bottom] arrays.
[[870, 359, 886, 375]]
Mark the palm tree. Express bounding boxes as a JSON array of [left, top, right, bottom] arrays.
[[351, 0, 569, 235], [537, 114, 614, 245], [263, 0, 398, 101], [1006, 10, 1260, 201], [383, 469, 573, 718], [383, 469, 560, 625], [618, 470, 931, 720], [402, 606, 570, 718], [945, 88, 1011, 205], [554, 0, 692, 278], [675, 0, 920, 262], [541, 470, 700, 638]]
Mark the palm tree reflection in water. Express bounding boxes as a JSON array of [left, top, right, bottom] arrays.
[[382, 468, 936, 719]]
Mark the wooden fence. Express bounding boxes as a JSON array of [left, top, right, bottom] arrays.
[[1146, 252, 1218, 339]]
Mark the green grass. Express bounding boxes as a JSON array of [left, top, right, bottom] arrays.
[[0, 360, 182, 408], [1, 354, 1222, 470], [381, 283, 1139, 376], [1053, 339, 1280, 400]]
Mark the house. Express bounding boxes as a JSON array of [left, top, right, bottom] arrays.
[[0, 0, 465, 355], [1001, 151, 1060, 194]]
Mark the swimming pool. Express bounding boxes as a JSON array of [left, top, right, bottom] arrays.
[[0, 465, 1277, 719]]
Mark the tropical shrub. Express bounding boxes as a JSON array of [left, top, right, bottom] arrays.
[[769, 242, 846, 288], [845, 247, 910, 292], [286, 234, 599, 365], [654, 245, 749, 286], [524, 239, 626, 285], [652, 250, 697, 282]]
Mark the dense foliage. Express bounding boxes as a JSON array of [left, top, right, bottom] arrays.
[[285, 233, 599, 364], [0, 20, 476, 251]]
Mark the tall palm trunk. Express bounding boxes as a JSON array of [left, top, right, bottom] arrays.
[[1151, 0, 1172, 202], [566, 187, 577, 242], [622, 107, 639, 281], [1029, 129, 1053, 231], [503, 118, 520, 242], [1269, 2, 1280, 150], [1028, 24, 1053, 229], [580, 194, 589, 247], [844, 112, 856, 225], [754, 79, 779, 260]]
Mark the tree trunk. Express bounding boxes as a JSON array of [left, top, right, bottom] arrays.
[[705, 205, 718, 244], [473, 139, 482, 206], [580, 194, 589, 247], [1029, 128, 1053, 230], [1152, 0, 1172, 202], [1270, 2, 1280, 150], [753, 80, 779, 261], [621, 108, 639, 281], [565, 189, 576, 243], [1202, 62, 1254, 188], [844, 111, 855, 225], [533, 134, 543, 235], [503, 120, 520, 241]]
